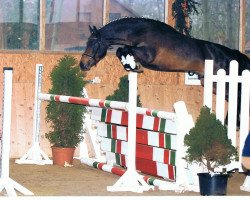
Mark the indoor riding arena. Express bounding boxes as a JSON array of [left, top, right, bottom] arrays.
[[0, 0, 250, 197]]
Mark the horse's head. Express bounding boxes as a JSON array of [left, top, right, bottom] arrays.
[[80, 26, 108, 71]]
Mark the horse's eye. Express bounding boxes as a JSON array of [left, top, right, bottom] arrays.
[[93, 42, 100, 50]]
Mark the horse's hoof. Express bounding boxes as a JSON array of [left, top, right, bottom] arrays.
[[123, 64, 131, 71], [131, 68, 143, 73], [135, 68, 144, 73], [135, 63, 144, 73]]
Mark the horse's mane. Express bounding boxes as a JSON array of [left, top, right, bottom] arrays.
[[102, 17, 165, 27], [99, 17, 177, 32], [97, 17, 183, 42]]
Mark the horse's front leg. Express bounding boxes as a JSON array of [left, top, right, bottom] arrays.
[[116, 46, 144, 72]]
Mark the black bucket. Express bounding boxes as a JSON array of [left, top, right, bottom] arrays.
[[198, 173, 229, 196]]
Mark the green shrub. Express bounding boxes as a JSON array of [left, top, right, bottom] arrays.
[[45, 55, 86, 147], [106, 75, 142, 106]]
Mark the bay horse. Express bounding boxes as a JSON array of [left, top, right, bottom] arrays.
[[80, 17, 250, 127]]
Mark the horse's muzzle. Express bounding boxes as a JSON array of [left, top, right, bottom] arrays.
[[80, 61, 90, 71]]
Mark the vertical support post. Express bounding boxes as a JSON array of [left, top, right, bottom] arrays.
[[227, 61, 239, 148], [107, 72, 153, 193], [239, 70, 250, 172], [33, 64, 43, 145], [173, 101, 193, 185], [0, 67, 34, 196], [127, 72, 137, 171], [1, 68, 13, 184], [203, 60, 214, 109], [15, 64, 52, 165], [215, 69, 226, 124]]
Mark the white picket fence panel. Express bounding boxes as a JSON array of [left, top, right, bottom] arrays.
[[204, 60, 250, 170]]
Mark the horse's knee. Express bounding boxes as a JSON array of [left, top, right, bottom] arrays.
[[116, 46, 144, 72], [116, 47, 126, 58]]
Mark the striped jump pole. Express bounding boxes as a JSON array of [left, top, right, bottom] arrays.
[[82, 157, 174, 189], [0, 67, 34, 196], [15, 64, 52, 165], [38, 93, 175, 120]]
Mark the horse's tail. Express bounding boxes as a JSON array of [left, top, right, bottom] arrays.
[[232, 50, 250, 72]]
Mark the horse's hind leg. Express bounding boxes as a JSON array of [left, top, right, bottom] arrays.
[[130, 43, 156, 71]]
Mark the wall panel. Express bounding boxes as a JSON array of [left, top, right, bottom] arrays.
[[0, 51, 203, 158]]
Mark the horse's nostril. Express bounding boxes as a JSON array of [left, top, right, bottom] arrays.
[[80, 61, 90, 71], [80, 61, 85, 70]]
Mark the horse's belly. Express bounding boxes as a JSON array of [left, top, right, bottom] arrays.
[[154, 48, 204, 73]]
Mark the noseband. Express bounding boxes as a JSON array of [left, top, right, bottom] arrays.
[[82, 52, 97, 63]]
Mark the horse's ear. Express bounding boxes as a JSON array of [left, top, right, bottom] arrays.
[[89, 25, 99, 36], [89, 25, 94, 34], [93, 26, 99, 35], [93, 26, 98, 33]]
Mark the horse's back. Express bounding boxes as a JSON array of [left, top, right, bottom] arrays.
[[102, 17, 250, 74], [195, 39, 250, 74]]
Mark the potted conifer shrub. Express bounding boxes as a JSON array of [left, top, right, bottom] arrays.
[[184, 106, 237, 196], [45, 55, 86, 166]]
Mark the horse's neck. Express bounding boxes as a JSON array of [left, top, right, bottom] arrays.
[[103, 33, 133, 46], [106, 38, 133, 46], [100, 24, 135, 46]]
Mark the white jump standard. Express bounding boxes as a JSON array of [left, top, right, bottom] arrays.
[[15, 64, 52, 165], [0, 67, 34, 196], [106, 72, 153, 192]]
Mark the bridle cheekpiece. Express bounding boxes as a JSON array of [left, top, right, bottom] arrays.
[[82, 37, 103, 65]]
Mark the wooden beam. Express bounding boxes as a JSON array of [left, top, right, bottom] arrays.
[[39, 0, 46, 51], [239, 0, 246, 53], [103, 0, 110, 25], [165, 0, 169, 23], [166, 0, 174, 26]]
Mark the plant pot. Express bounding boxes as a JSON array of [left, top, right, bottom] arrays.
[[198, 173, 229, 196], [51, 147, 75, 167]]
